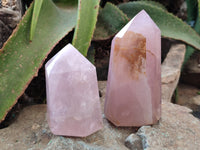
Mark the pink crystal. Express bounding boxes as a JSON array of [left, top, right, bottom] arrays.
[[104, 10, 161, 126], [45, 44, 103, 137]]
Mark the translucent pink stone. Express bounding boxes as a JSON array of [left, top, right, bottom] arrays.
[[104, 10, 161, 126], [45, 44, 103, 137]]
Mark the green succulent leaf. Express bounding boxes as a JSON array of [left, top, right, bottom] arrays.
[[0, 0, 77, 122], [30, 0, 44, 41], [119, 1, 200, 50], [185, 0, 200, 64], [93, 2, 129, 40], [140, 0, 167, 10], [72, 0, 100, 56]]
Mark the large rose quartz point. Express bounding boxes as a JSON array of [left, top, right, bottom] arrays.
[[104, 10, 161, 127], [45, 44, 103, 137]]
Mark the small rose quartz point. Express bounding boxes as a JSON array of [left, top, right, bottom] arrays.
[[45, 44, 103, 137], [104, 10, 161, 127]]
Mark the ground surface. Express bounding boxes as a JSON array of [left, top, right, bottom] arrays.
[[1, 82, 200, 150]]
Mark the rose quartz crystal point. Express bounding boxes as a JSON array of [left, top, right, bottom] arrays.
[[45, 44, 103, 137], [104, 10, 161, 127]]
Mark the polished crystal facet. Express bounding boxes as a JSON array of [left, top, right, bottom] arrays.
[[45, 44, 103, 137], [104, 10, 161, 126]]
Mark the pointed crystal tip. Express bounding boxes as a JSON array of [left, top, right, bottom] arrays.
[[116, 9, 160, 38]]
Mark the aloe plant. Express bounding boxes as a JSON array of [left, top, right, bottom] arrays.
[[94, 2, 200, 50], [0, 0, 99, 122]]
